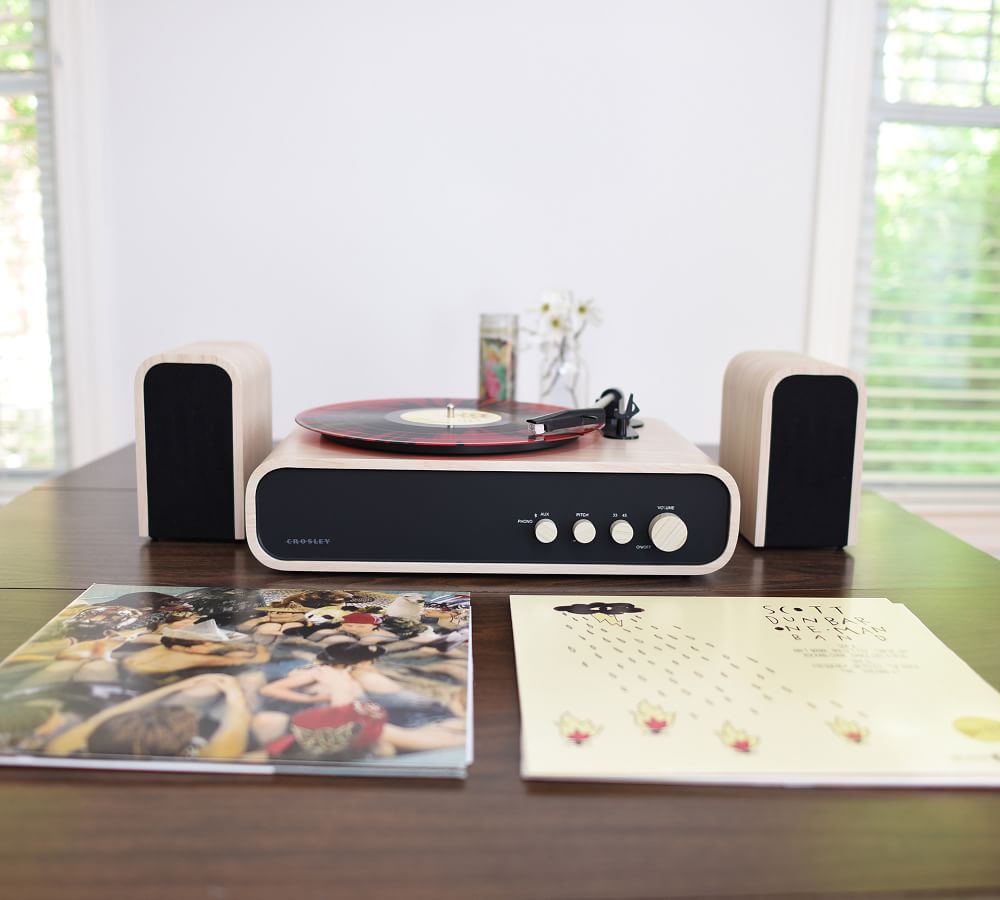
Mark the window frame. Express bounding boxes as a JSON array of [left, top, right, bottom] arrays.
[[48, 0, 116, 468], [806, 0, 880, 368]]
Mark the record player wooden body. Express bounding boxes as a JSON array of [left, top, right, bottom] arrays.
[[246, 418, 740, 576]]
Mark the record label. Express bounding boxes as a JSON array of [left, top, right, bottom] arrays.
[[295, 397, 599, 455], [397, 408, 504, 428]]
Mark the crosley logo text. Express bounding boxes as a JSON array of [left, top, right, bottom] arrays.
[[286, 538, 332, 545]]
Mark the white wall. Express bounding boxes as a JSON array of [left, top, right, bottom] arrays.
[[66, 0, 828, 456]]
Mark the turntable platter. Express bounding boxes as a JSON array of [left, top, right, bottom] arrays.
[[295, 397, 601, 455]]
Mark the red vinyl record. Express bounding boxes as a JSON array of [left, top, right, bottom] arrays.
[[295, 397, 598, 455]]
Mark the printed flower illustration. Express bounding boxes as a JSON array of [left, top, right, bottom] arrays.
[[953, 716, 1000, 742], [557, 712, 602, 746], [829, 716, 869, 744], [634, 700, 675, 735], [719, 721, 759, 753]]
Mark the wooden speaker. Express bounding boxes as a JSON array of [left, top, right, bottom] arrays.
[[135, 341, 272, 540], [719, 351, 866, 548]]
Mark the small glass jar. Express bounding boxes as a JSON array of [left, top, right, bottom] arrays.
[[478, 314, 518, 403]]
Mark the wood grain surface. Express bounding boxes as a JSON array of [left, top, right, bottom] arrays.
[[1, 448, 999, 900]]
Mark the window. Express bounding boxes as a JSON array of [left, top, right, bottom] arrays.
[[854, 0, 1000, 486], [0, 0, 65, 495]]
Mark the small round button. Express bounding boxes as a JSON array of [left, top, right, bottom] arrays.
[[609, 519, 634, 545], [572, 519, 596, 544], [534, 518, 558, 544], [648, 513, 688, 552]]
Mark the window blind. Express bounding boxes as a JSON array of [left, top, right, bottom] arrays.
[[853, 0, 1000, 485], [0, 0, 66, 485]]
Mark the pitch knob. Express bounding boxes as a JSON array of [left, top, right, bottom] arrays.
[[534, 518, 558, 544], [609, 519, 634, 545], [572, 519, 596, 544], [648, 513, 688, 552]]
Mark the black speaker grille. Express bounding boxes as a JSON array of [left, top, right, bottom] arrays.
[[143, 362, 235, 540], [764, 374, 858, 548]]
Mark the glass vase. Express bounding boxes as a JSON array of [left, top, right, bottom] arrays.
[[538, 335, 589, 409]]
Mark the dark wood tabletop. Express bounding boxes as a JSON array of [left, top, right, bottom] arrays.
[[2, 447, 999, 900]]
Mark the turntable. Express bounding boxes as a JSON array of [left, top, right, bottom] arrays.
[[245, 390, 740, 575]]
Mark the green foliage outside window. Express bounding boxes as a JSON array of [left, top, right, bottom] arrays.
[[0, 0, 33, 71], [862, 0, 1000, 481], [0, 0, 53, 471]]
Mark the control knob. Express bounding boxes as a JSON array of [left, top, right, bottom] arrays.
[[534, 518, 558, 544], [648, 512, 688, 552], [609, 519, 634, 545]]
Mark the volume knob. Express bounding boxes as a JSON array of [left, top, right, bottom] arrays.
[[534, 518, 558, 544], [648, 513, 688, 552]]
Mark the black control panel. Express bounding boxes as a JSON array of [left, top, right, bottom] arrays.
[[254, 468, 732, 566]]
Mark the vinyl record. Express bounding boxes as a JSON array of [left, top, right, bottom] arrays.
[[295, 397, 597, 455]]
